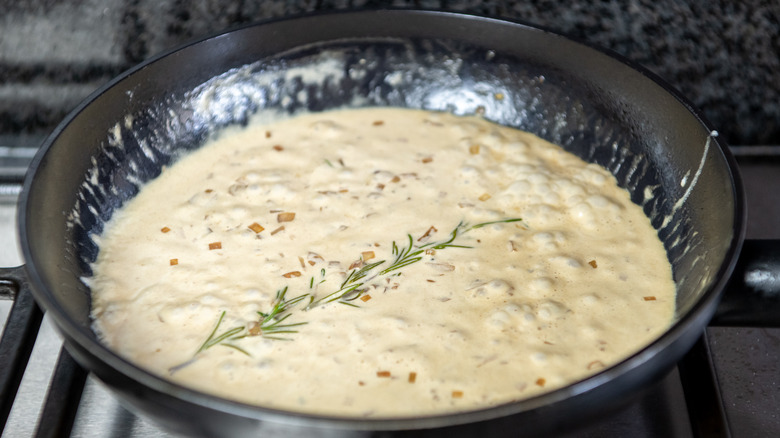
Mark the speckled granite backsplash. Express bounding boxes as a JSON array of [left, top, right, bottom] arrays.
[[1, 0, 778, 146]]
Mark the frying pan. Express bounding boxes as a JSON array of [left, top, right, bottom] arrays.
[[2, 9, 773, 437]]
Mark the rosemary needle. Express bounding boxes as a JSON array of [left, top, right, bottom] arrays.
[[196, 311, 248, 354]]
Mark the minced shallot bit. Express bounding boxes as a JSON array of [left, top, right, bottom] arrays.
[[588, 260, 598, 268], [418, 226, 438, 242], [283, 271, 302, 278], [587, 360, 605, 370], [361, 251, 375, 261], [247, 322, 262, 336], [377, 371, 391, 378], [408, 372, 417, 383], [452, 390, 464, 398], [248, 222, 265, 233], [277, 212, 296, 223], [307, 252, 325, 265], [478, 193, 492, 201], [208, 242, 221, 250], [643, 296, 657, 301], [360, 294, 372, 302], [469, 144, 480, 154], [426, 262, 455, 272], [270, 226, 285, 235], [160, 226, 171, 233], [169, 258, 178, 266], [536, 378, 546, 387]]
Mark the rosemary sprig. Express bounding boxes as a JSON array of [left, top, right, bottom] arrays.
[[190, 217, 523, 360]]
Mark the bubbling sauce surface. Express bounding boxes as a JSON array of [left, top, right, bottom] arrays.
[[89, 108, 675, 417]]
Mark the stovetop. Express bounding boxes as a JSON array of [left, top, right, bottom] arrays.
[[1, 145, 779, 437]]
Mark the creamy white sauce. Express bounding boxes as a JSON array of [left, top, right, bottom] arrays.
[[89, 108, 675, 417]]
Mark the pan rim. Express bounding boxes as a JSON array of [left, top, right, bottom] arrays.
[[17, 8, 746, 432]]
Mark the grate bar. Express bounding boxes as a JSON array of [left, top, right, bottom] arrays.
[[34, 347, 88, 438], [0, 267, 44, 433]]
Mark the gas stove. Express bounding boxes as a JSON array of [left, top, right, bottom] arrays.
[[1, 144, 779, 437]]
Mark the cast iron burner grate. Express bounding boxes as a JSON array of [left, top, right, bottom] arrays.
[[0, 290, 87, 438]]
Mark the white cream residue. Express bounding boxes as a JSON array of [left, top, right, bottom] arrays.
[[89, 108, 675, 418], [662, 130, 717, 230]]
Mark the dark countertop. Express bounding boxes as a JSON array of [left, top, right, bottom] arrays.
[[0, 0, 778, 146]]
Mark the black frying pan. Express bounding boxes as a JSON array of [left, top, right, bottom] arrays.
[[3, 9, 775, 437]]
